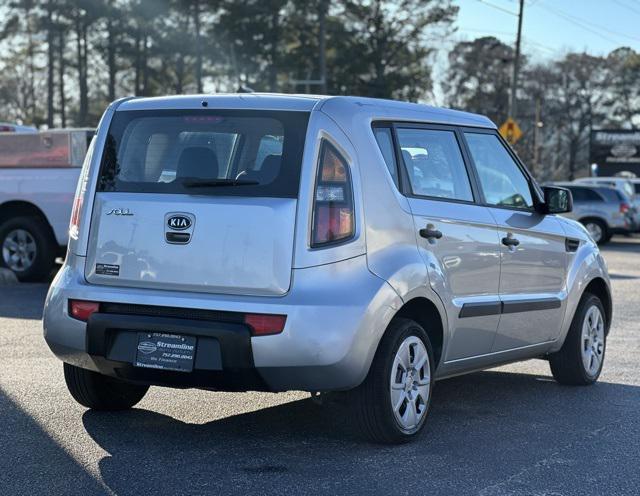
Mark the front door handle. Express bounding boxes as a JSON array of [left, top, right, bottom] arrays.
[[501, 234, 520, 247], [419, 225, 443, 240]]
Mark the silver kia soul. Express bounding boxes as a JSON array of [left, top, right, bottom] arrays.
[[43, 94, 612, 443]]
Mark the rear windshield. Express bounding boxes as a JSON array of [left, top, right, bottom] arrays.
[[98, 109, 309, 197], [598, 188, 625, 202]]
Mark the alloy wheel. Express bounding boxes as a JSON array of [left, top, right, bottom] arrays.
[[2, 229, 37, 272], [581, 305, 605, 377], [390, 335, 431, 432], [585, 222, 603, 243]]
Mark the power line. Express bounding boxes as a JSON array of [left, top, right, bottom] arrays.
[[536, 2, 627, 46], [538, 1, 640, 43], [455, 28, 559, 54], [612, 0, 640, 17], [474, 0, 518, 17]]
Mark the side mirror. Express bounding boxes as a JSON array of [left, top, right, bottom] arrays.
[[543, 186, 573, 214]]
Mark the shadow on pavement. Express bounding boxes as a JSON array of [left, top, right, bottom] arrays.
[[0, 389, 106, 495], [601, 237, 640, 253], [80, 369, 640, 496], [0, 284, 49, 319]]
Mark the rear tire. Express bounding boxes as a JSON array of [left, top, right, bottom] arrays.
[[63, 363, 149, 410], [349, 318, 434, 444], [0, 215, 56, 281], [581, 219, 608, 245], [549, 293, 606, 385]]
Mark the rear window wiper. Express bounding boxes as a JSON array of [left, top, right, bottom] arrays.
[[181, 178, 260, 188]]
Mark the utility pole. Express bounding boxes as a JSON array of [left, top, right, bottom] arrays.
[[533, 97, 542, 175], [318, 0, 328, 94], [508, 0, 524, 119]]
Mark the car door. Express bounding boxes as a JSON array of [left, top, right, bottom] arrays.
[[462, 130, 567, 352], [394, 124, 502, 361]]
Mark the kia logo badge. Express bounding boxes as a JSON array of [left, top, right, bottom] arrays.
[[137, 341, 157, 354], [167, 215, 192, 231]]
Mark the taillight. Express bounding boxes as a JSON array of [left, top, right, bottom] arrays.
[[69, 195, 83, 240], [69, 300, 100, 321], [69, 137, 95, 241], [311, 141, 354, 246], [244, 313, 287, 336], [620, 202, 630, 214]]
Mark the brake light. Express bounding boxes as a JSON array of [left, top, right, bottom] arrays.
[[311, 142, 354, 246], [620, 202, 630, 214], [244, 313, 287, 336], [69, 140, 93, 240], [69, 300, 100, 321], [69, 195, 83, 240], [0, 125, 15, 132]]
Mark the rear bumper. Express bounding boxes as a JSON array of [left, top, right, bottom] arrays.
[[43, 253, 402, 392]]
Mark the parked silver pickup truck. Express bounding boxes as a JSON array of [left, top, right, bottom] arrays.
[[0, 129, 93, 280]]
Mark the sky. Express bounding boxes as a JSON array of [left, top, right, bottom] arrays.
[[453, 0, 640, 60], [429, 0, 640, 104]]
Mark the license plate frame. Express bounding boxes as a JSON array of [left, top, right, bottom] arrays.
[[135, 332, 196, 373]]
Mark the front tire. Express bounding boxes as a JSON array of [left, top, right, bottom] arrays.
[[63, 363, 149, 410], [349, 318, 434, 444], [549, 293, 606, 385]]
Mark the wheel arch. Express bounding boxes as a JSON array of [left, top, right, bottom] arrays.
[[0, 200, 58, 244], [578, 216, 608, 231], [583, 277, 612, 334], [391, 297, 445, 368]]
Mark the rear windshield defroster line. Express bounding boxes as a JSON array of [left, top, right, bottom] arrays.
[[97, 109, 310, 198]]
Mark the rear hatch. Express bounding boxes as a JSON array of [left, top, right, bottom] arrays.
[[85, 109, 309, 296]]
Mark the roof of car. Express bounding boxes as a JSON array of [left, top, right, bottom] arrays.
[[116, 93, 496, 129], [553, 181, 617, 190]]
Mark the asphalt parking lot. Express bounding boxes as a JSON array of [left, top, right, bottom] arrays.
[[1, 239, 639, 496]]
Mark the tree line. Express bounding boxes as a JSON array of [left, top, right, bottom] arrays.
[[0, 0, 639, 180]]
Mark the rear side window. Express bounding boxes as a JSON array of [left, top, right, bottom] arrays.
[[396, 128, 474, 202], [568, 187, 602, 202], [600, 188, 628, 202], [98, 110, 309, 197], [372, 127, 399, 187]]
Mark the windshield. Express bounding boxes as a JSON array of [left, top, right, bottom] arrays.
[[98, 109, 309, 197]]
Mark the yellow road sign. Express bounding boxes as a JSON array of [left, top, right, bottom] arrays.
[[499, 118, 523, 144]]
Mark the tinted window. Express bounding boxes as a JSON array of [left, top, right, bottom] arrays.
[[373, 127, 399, 187], [98, 110, 309, 197], [465, 133, 533, 209], [396, 128, 473, 202], [634, 183, 640, 194], [568, 187, 602, 202], [599, 188, 628, 202]]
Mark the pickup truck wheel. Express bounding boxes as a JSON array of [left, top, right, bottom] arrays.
[[549, 293, 606, 385], [0, 216, 56, 282], [63, 363, 149, 410], [349, 318, 434, 444]]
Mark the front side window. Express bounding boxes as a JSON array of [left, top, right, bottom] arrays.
[[98, 109, 309, 198], [396, 128, 474, 202], [465, 133, 533, 209]]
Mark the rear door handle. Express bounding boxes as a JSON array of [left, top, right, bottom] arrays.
[[501, 234, 520, 247], [419, 225, 443, 240]]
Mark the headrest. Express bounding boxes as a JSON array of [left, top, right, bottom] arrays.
[[176, 147, 219, 179]]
